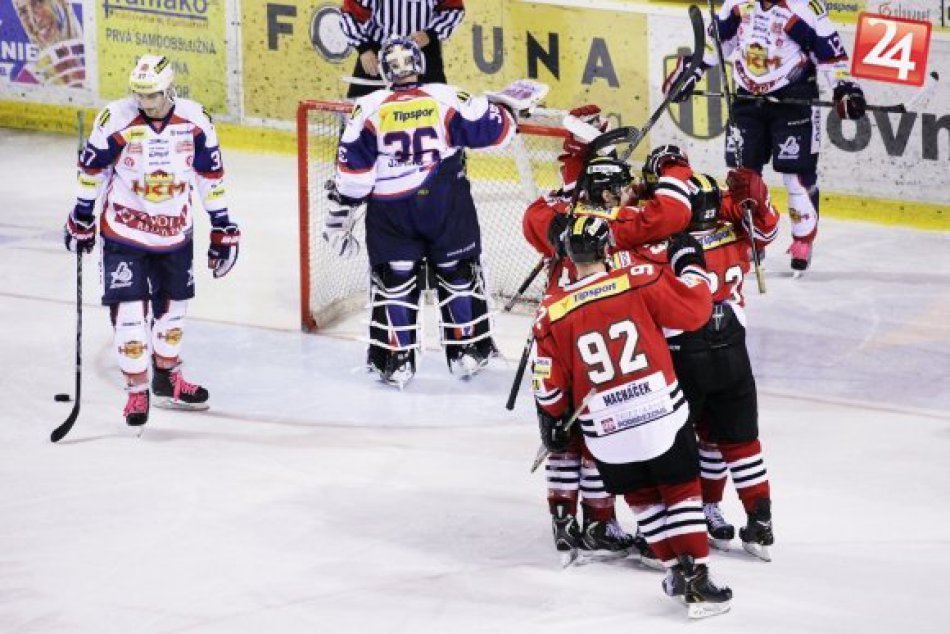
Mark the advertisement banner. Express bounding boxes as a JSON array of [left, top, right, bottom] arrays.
[[96, 0, 227, 113], [0, 0, 85, 88]]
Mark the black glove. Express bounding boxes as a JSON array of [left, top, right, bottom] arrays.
[[642, 144, 689, 191], [547, 212, 571, 258], [833, 81, 866, 120], [64, 211, 96, 254], [667, 232, 707, 277], [662, 56, 704, 103], [538, 406, 571, 453], [208, 222, 241, 278]]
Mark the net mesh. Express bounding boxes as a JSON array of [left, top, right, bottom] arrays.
[[298, 100, 568, 331]]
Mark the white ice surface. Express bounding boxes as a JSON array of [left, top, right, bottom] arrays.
[[1, 129, 949, 633]]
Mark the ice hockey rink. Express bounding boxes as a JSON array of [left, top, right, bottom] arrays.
[[1, 127, 949, 633]]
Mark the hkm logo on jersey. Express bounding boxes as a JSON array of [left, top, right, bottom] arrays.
[[132, 170, 187, 203], [109, 261, 133, 289], [664, 47, 726, 140], [743, 43, 783, 77]]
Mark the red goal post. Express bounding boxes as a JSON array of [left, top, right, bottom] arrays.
[[297, 99, 570, 332]]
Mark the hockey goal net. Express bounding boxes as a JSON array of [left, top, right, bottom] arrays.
[[297, 99, 569, 332]]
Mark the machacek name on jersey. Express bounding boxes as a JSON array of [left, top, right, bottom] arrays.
[[75, 98, 228, 252]]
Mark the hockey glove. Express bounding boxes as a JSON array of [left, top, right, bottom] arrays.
[[833, 81, 866, 120], [547, 212, 571, 259], [537, 406, 571, 453], [726, 167, 770, 219], [323, 186, 362, 259], [486, 79, 550, 119], [662, 56, 704, 103], [562, 104, 609, 156], [64, 210, 96, 254], [643, 145, 689, 191], [667, 232, 707, 277], [208, 223, 241, 278]]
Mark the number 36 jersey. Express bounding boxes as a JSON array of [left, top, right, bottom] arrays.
[[533, 265, 712, 464], [74, 97, 228, 252], [335, 83, 516, 201]]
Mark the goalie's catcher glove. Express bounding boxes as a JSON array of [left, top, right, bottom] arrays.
[[486, 79, 550, 119], [208, 218, 241, 278], [667, 232, 707, 277], [537, 405, 571, 453], [833, 81, 866, 120], [662, 56, 704, 103], [64, 209, 96, 254], [323, 181, 362, 259]]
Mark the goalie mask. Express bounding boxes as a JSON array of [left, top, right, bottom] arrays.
[[687, 173, 722, 231], [379, 36, 426, 86], [563, 215, 612, 264], [579, 157, 632, 208], [129, 54, 175, 113]]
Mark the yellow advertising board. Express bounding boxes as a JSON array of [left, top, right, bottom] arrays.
[[242, 0, 649, 128], [96, 0, 228, 113]]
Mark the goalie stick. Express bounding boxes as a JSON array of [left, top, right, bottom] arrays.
[[706, 0, 766, 294], [505, 5, 706, 412], [529, 389, 598, 474], [690, 71, 940, 114], [51, 111, 87, 443]]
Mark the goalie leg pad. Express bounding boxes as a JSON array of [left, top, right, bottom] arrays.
[[434, 258, 497, 375], [111, 300, 150, 377], [151, 298, 188, 365], [367, 261, 422, 384], [783, 171, 819, 241]]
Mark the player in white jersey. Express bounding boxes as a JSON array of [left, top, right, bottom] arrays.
[[664, 0, 866, 273], [64, 55, 240, 427], [324, 36, 540, 388]]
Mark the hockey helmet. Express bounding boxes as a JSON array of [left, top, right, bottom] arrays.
[[687, 173, 722, 231], [579, 156, 632, 207], [563, 215, 612, 264], [129, 54, 175, 95], [379, 36, 426, 86]]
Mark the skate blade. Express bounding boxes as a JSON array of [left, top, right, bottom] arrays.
[[559, 549, 579, 568], [688, 600, 731, 620], [450, 356, 489, 379], [636, 555, 666, 571], [709, 537, 732, 551], [742, 541, 772, 562], [576, 548, 630, 564], [152, 397, 209, 411]]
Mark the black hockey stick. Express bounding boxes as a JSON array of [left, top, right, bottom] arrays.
[[503, 257, 545, 313], [690, 71, 940, 114], [52, 112, 86, 443], [705, 0, 766, 294]]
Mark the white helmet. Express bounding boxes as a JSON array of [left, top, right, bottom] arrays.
[[129, 54, 174, 95], [379, 36, 425, 86]]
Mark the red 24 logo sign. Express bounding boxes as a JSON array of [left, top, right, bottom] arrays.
[[851, 13, 931, 87]]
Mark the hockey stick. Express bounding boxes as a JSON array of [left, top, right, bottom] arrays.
[[706, 0, 766, 294], [51, 111, 86, 443], [529, 388, 598, 474], [619, 4, 705, 162], [690, 71, 940, 114], [505, 330, 535, 411], [503, 258, 545, 313]]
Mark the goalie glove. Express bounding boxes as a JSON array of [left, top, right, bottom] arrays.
[[208, 222, 241, 278], [662, 56, 704, 103], [323, 181, 362, 259], [486, 79, 550, 118], [537, 405, 571, 453]]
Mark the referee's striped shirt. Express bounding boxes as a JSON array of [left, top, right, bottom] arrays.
[[340, 0, 466, 53]]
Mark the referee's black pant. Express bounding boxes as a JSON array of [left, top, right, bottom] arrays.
[[346, 39, 447, 99]]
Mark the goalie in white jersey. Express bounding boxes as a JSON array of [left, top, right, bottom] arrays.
[[64, 55, 240, 427], [324, 36, 540, 388]]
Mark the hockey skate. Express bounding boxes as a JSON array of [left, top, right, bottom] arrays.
[[446, 338, 498, 379], [664, 555, 732, 619], [704, 503, 735, 551], [789, 238, 812, 277], [576, 518, 632, 562], [152, 362, 209, 411], [551, 504, 581, 568], [739, 498, 774, 562], [124, 386, 150, 427], [631, 529, 664, 571]]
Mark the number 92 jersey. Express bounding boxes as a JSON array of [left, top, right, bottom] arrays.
[[76, 97, 228, 252], [335, 84, 516, 202], [532, 265, 713, 464]]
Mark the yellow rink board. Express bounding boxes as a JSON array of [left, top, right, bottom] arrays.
[[2, 100, 946, 231]]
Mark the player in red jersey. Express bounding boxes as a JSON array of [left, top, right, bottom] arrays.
[[532, 215, 733, 619]]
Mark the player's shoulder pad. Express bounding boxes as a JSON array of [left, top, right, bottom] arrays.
[[624, 261, 664, 288], [697, 223, 741, 250], [788, 0, 825, 21], [545, 271, 638, 323], [173, 98, 214, 128], [96, 97, 139, 134], [350, 89, 391, 122]]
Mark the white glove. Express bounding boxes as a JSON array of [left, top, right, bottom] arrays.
[[322, 196, 361, 259], [486, 79, 550, 118]]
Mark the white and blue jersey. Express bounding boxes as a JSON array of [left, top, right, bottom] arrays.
[[707, 0, 852, 95], [334, 83, 515, 202]]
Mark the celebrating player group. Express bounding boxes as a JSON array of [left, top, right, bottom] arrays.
[[61, 0, 867, 620]]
